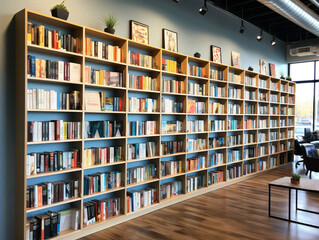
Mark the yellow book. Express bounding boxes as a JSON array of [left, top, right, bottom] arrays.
[[27, 22, 32, 45], [63, 122, 68, 140], [99, 70, 104, 85]]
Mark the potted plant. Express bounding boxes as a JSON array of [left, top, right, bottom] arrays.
[[280, 71, 285, 79], [291, 173, 301, 184], [194, 52, 201, 58], [248, 66, 254, 71], [51, 0, 69, 20], [102, 14, 118, 34], [286, 75, 292, 81]]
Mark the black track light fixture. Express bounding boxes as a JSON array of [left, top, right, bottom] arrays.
[[239, 20, 246, 34], [199, 0, 208, 16], [173, 0, 179, 3], [257, 29, 263, 41], [271, 37, 276, 46]]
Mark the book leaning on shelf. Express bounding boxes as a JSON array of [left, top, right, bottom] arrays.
[[83, 146, 123, 167], [27, 22, 81, 53], [26, 179, 79, 209], [209, 137, 225, 148], [84, 120, 123, 138], [27, 55, 81, 83], [26, 150, 80, 176], [83, 197, 121, 227], [84, 66, 124, 87], [127, 142, 156, 160], [127, 188, 157, 213], [85, 38, 123, 62], [83, 171, 122, 195], [127, 164, 157, 185], [160, 180, 183, 200], [27, 120, 81, 142], [26, 208, 80, 240]]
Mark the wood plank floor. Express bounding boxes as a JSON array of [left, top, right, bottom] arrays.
[[81, 163, 319, 240]]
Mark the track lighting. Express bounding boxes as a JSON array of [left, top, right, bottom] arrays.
[[239, 20, 246, 34], [257, 30, 263, 41], [271, 37, 276, 46], [199, 0, 208, 16]]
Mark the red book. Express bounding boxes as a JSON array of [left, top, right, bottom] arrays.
[[38, 186, 43, 207], [127, 196, 130, 213], [71, 151, 75, 168], [74, 150, 77, 168], [44, 154, 49, 172], [119, 98, 122, 111], [52, 30, 56, 49]]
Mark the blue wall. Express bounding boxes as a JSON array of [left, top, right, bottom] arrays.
[[0, 0, 287, 238]]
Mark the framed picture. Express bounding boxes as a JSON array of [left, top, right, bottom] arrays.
[[231, 51, 240, 68], [259, 59, 268, 75], [210, 45, 222, 63], [163, 28, 178, 52], [269, 63, 276, 77], [130, 20, 149, 45]]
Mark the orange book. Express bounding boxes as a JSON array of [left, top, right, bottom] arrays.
[[99, 70, 104, 85], [38, 185, 43, 207], [187, 100, 196, 113]]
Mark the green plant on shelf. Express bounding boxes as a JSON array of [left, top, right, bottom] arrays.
[[102, 14, 118, 29], [291, 173, 301, 181], [51, 0, 69, 12]]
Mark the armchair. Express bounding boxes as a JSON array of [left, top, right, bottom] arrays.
[[301, 144, 319, 179]]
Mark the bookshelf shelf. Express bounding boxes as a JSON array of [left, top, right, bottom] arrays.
[[15, 9, 296, 240]]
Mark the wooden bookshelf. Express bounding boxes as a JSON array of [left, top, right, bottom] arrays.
[[15, 9, 296, 240]]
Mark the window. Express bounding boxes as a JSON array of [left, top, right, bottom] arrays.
[[290, 62, 314, 81]]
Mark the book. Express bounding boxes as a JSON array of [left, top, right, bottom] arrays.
[[105, 97, 114, 111], [85, 92, 101, 111], [187, 100, 195, 113]]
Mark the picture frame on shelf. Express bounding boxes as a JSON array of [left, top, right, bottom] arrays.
[[210, 45, 222, 63], [269, 63, 276, 77], [163, 28, 178, 52], [231, 51, 240, 68], [130, 20, 149, 45], [259, 59, 267, 75]]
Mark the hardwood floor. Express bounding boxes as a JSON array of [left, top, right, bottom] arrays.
[[81, 162, 319, 240]]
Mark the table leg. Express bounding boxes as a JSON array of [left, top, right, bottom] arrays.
[[296, 189, 298, 210], [288, 188, 291, 221], [269, 185, 271, 217]]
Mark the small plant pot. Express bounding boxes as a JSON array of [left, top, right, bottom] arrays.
[[280, 77, 285, 80], [194, 52, 201, 58], [104, 27, 115, 34], [51, 9, 69, 20], [291, 178, 300, 184]]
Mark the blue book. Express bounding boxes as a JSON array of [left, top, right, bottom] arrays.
[[31, 55, 36, 77]]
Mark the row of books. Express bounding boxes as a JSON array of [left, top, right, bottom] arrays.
[[26, 150, 80, 176], [162, 98, 184, 113], [161, 140, 183, 155], [259, 92, 268, 102], [162, 58, 181, 73], [243, 162, 255, 175], [269, 144, 278, 154], [270, 119, 278, 127], [288, 86, 294, 93], [129, 51, 155, 69], [257, 160, 267, 171], [186, 138, 206, 152], [27, 121, 81, 142], [244, 148, 255, 159], [243, 133, 254, 144], [280, 96, 287, 104], [161, 160, 183, 177], [288, 96, 294, 104], [128, 74, 156, 91], [84, 66, 124, 87], [161, 120, 183, 134], [210, 120, 226, 131], [280, 106, 287, 115], [228, 103, 241, 114], [259, 119, 268, 128], [270, 131, 279, 140], [245, 76, 256, 86], [187, 120, 205, 133], [258, 145, 267, 156], [28, 22, 80, 53], [83, 146, 123, 167], [208, 170, 224, 185], [259, 79, 267, 88], [85, 38, 123, 62], [187, 175, 205, 192], [258, 133, 267, 142], [127, 188, 157, 213], [127, 142, 156, 160], [288, 130, 294, 138], [83, 198, 121, 227], [26, 209, 79, 240], [27, 89, 80, 110], [227, 135, 241, 146], [288, 118, 293, 126], [228, 87, 241, 98], [210, 85, 226, 98], [187, 100, 205, 114], [210, 69, 224, 80], [270, 94, 278, 102], [245, 90, 256, 100], [128, 120, 157, 136], [228, 119, 238, 130], [188, 82, 205, 96], [228, 72, 242, 84], [127, 164, 156, 185], [129, 97, 158, 113], [162, 78, 184, 94], [188, 65, 206, 78], [98, 93, 123, 111], [211, 102, 225, 114], [269, 157, 277, 168], [209, 137, 225, 148], [227, 164, 241, 180], [209, 152, 224, 166], [83, 171, 122, 195], [227, 149, 241, 162], [187, 156, 206, 171], [245, 104, 256, 114], [160, 180, 183, 200], [259, 105, 268, 114], [84, 121, 123, 139], [244, 119, 256, 129], [26, 179, 79, 209], [288, 108, 294, 115], [270, 82, 279, 91], [27, 55, 81, 82]]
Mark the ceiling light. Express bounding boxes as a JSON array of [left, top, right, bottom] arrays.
[[239, 20, 246, 34], [199, 0, 208, 16], [257, 30, 263, 41], [271, 37, 276, 46]]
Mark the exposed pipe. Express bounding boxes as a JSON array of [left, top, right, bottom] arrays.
[[309, 0, 319, 9], [257, 0, 319, 37]]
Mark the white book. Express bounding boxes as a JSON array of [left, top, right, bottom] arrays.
[[58, 61, 64, 80], [34, 185, 38, 207], [69, 62, 81, 83], [98, 42, 102, 58], [71, 209, 80, 230], [48, 31, 52, 48]]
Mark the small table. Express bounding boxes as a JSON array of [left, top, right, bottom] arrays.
[[269, 176, 319, 228]]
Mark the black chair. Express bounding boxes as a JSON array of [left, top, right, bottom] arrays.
[[301, 144, 319, 179], [294, 139, 305, 168]]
